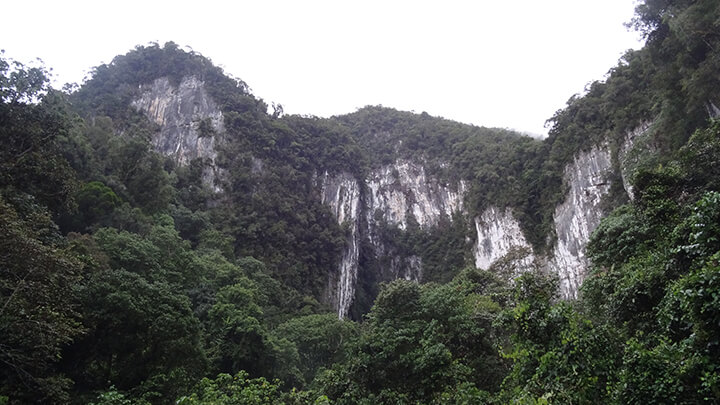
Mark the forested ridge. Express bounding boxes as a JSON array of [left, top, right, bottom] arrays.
[[2, 0, 720, 403]]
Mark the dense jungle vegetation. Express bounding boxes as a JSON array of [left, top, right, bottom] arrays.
[[2, 0, 720, 403]]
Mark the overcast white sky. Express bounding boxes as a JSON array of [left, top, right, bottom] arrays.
[[2, 0, 643, 136]]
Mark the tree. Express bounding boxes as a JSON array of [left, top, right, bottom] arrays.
[[0, 50, 49, 104], [0, 53, 84, 403], [207, 282, 270, 377], [316, 275, 508, 403], [0, 53, 78, 214], [0, 197, 82, 403], [271, 314, 358, 386], [59, 181, 122, 232], [176, 371, 297, 405], [62, 269, 206, 402]]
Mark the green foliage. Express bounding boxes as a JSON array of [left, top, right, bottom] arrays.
[[368, 212, 471, 287], [499, 294, 622, 403], [176, 371, 295, 405], [0, 66, 78, 214], [338, 106, 553, 251], [271, 314, 358, 386], [207, 282, 268, 375], [173, 160, 214, 213], [104, 134, 172, 213], [64, 268, 206, 400], [89, 386, 137, 405], [586, 205, 650, 267], [0, 50, 50, 104], [672, 191, 720, 265], [677, 120, 720, 193], [61, 181, 122, 232], [0, 196, 82, 403], [654, 257, 720, 402], [663, 253, 720, 345], [79, 181, 122, 219], [279, 115, 366, 176], [315, 274, 509, 404], [196, 118, 215, 138], [613, 338, 688, 404], [72, 42, 254, 121], [573, 129, 720, 404]]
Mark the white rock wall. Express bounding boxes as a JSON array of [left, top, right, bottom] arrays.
[[320, 161, 465, 317], [130, 76, 643, 311], [474, 206, 534, 271], [319, 144, 624, 312], [132, 76, 225, 190], [364, 160, 466, 282], [320, 171, 361, 319], [548, 145, 613, 299], [365, 160, 465, 229], [391, 255, 423, 281], [619, 122, 652, 200], [708, 101, 720, 118]]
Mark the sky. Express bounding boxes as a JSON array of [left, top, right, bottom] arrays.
[[2, 0, 644, 136]]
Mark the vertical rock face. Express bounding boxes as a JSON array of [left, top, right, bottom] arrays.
[[319, 160, 466, 317], [363, 160, 465, 286], [365, 160, 465, 229], [474, 207, 534, 271], [320, 172, 361, 319], [619, 122, 653, 200], [392, 256, 423, 281], [319, 149, 621, 314], [549, 145, 613, 299], [132, 76, 225, 190], [708, 102, 720, 118]]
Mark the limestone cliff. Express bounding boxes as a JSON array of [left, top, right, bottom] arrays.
[[473, 206, 534, 273], [132, 76, 225, 191], [321, 144, 622, 313], [365, 160, 466, 230], [319, 161, 466, 318], [319, 171, 361, 318], [619, 121, 655, 200], [548, 145, 613, 299]]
